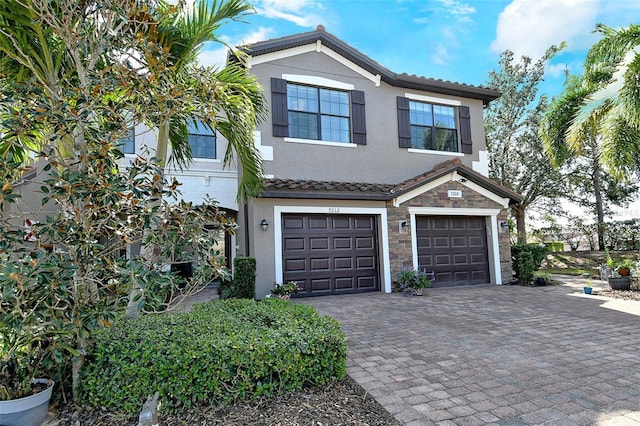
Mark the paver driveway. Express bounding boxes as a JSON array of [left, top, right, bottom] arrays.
[[297, 284, 640, 425]]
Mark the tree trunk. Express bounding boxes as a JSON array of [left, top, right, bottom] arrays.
[[592, 154, 606, 251], [513, 203, 526, 244]]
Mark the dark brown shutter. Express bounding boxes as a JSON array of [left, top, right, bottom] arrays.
[[351, 90, 366, 145], [397, 96, 411, 148], [271, 78, 288, 137], [459, 105, 472, 154]]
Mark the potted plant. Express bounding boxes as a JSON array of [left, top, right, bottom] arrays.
[[1, 333, 54, 426], [399, 268, 432, 296], [615, 258, 634, 277], [269, 281, 302, 300], [533, 271, 549, 286], [583, 279, 592, 295]]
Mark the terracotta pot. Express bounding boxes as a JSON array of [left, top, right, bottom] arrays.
[[618, 268, 630, 277]]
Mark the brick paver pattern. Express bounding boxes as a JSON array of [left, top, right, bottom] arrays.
[[297, 284, 640, 425]]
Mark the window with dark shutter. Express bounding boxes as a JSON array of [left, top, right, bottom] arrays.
[[351, 90, 366, 145], [399, 97, 464, 153], [397, 96, 411, 148], [271, 78, 288, 137], [458, 106, 472, 154]]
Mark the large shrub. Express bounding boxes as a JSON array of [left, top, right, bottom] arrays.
[[79, 299, 346, 414], [511, 243, 548, 283]]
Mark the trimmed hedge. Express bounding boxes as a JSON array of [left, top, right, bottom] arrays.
[[79, 298, 346, 414]]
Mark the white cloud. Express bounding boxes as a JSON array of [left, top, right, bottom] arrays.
[[434, 0, 476, 24], [546, 63, 569, 79], [492, 0, 599, 59], [253, 0, 325, 28], [430, 43, 453, 66]]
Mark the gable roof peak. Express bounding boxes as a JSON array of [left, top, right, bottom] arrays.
[[243, 29, 501, 105]]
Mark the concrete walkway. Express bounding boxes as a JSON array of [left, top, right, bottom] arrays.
[[297, 278, 640, 425]]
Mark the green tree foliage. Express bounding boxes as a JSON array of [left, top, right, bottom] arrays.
[[0, 149, 233, 400], [541, 25, 640, 250], [568, 24, 640, 176], [0, 0, 261, 400], [484, 47, 566, 243]]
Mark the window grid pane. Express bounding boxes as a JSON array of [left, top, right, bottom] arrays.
[[288, 84, 319, 113], [287, 83, 351, 143], [119, 128, 135, 154], [289, 111, 319, 140], [188, 121, 216, 159], [408, 101, 458, 152], [321, 116, 350, 143]]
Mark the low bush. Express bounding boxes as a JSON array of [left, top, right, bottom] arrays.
[[79, 298, 346, 415], [512, 243, 548, 283]]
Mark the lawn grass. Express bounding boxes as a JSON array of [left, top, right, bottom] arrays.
[[539, 250, 638, 277]]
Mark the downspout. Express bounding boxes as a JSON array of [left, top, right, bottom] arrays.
[[244, 202, 250, 256]]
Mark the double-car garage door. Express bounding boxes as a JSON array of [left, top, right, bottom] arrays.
[[282, 214, 379, 296]]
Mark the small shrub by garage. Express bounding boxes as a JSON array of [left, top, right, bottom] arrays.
[[78, 298, 346, 414], [511, 243, 548, 283]]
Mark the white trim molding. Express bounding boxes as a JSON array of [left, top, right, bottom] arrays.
[[393, 171, 509, 208], [248, 40, 381, 87], [282, 74, 354, 91], [405, 92, 462, 106], [284, 137, 357, 148], [273, 205, 392, 293], [407, 207, 502, 285]]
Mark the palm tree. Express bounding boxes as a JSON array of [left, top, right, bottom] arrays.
[[145, 0, 267, 200], [566, 24, 640, 176], [541, 24, 640, 250]]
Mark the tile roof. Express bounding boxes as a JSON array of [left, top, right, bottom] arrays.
[[261, 159, 522, 204], [242, 26, 501, 105]]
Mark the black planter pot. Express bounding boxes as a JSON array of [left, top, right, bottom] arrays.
[[608, 276, 631, 291], [535, 277, 547, 286]]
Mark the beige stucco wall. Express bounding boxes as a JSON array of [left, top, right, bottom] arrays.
[[250, 50, 488, 185]]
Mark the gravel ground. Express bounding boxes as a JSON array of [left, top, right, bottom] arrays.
[[50, 376, 401, 426], [599, 288, 640, 300]]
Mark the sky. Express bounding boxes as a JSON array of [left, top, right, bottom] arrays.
[[198, 0, 640, 100]]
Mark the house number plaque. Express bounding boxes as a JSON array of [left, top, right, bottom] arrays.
[[448, 190, 462, 198], [328, 207, 340, 213]]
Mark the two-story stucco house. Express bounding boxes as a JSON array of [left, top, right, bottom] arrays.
[[236, 26, 521, 299]]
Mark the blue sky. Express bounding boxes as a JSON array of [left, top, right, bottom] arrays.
[[198, 0, 640, 100]]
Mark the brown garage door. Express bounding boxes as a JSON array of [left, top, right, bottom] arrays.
[[282, 214, 379, 296], [416, 216, 489, 287]]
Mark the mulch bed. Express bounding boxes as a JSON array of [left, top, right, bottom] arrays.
[[50, 376, 401, 426]]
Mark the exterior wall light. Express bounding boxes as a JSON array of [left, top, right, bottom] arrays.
[[500, 221, 509, 230], [259, 219, 269, 231], [401, 221, 409, 230]]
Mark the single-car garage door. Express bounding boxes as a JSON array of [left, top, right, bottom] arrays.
[[416, 216, 489, 287], [282, 214, 379, 296]]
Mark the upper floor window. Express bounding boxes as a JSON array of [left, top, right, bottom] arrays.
[[271, 77, 367, 145], [188, 121, 216, 159], [119, 127, 135, 154], [409, 101, 457, 152], [397, 97, 472, 154], [287, 83, 350, 143]]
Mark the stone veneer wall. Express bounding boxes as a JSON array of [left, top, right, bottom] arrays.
[[386, 181, 513, 285]]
